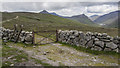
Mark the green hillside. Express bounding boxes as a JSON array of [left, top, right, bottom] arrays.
[[94, 11, 119, 28], [66, 14, 98, 26], [2, 12, 17, 21], [102, 18, 118, 28], [2, 12, 118, 36]]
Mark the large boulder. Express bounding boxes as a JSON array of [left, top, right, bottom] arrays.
[[104, 48, 112, 51], [94, 40, 104, 48], [25, 34, 33, 42], [91, 46, 102, 51], [85, 40, 94, 48], [78, 39, 86, 47], [106, 42, 118, 49], [113, 36, 120, 45]]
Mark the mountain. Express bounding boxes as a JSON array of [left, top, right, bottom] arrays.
[[94, 10, 120, 28], [89, 15, 100, 21], [49, 12, 60, 16], [40, 10, 49, 14], [65, 14, 96, 26], [103, 18, 118, 28], [40, 10, 63, 17]]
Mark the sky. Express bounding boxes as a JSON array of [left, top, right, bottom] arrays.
[[0, 0, 119, 17], [0, 0, 120, 2]]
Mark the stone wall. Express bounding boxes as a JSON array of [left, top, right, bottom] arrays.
[[58, 30, 120, 53], [0, 27, 33, 44]]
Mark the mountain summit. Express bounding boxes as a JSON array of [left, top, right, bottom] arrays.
[[40, 10, 63, 17], [65, 14, 95, 25], [40, 10, 49, 14]]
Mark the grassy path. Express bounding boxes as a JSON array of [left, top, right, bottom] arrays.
[[2, 43, 52, 67], [2, 42, 119, 66], [2, 16, 19, 23], [2, 45, 43, 67]]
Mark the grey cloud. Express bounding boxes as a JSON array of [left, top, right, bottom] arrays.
[[1, 2, 119, 16], [87, 10, 102, 13], [2, 2, 118, 11], [1, 0, 120, 2]]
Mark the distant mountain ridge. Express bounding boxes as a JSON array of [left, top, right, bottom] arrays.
[[94, 11, 120, 23], [40, 10, 95, 26], [50, 12, 59, 16], [89, 15, 100, 21], [94, 10, 120, 28], [40, 10, 62, 17], [65, 14, 96, 25]]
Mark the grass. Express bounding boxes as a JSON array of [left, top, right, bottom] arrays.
[[59, 42, 120, 65], [98, 55, 118, 64], [2, 44, 29, 67], [31, 58, 52, 66], [2, 42, 53, 67], [2, 12, 118, 37], [34, 33, 55, 44], [2, 45, 27, 58], [59, 42, 119, 56], [0, 45, 1, 68], [92, 63, 106, 66], [2, 61, 12, 67], [2, 41, 119, 66], [67, 15, 98, 26]]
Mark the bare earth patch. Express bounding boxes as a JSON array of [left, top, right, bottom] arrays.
[[3, 42, 118, 66]]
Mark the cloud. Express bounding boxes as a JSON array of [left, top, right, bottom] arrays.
[[55, 6, 87, 16], [1, 0, 120, 2], [1, 2, 119, 17], [87, 4, 118, 13]]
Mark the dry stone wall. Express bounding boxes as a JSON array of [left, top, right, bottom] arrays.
[[58, 30, 120, 53], [0, 27, 33, 44]]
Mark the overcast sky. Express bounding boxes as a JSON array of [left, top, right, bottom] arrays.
[[1, 0, 120, 2], [1, 0, 119, 17]]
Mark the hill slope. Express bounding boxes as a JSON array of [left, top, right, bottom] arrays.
[[94, 11, 120, 28], [65, 14, 96, 26], [2, 12, 118, 36], [89, 15, 100, 21], [2, 12, 87, 31]]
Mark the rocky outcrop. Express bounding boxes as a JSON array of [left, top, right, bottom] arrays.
[[58, 30, 120, 53], [0, 27, 33, 44]]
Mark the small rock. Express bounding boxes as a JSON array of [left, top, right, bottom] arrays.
[[5, 63, 7, 64], [33, 46, 36, 48], [10, 64, 14, 66], [22, 58, 25, 61], [46, 51, 50, 53]]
